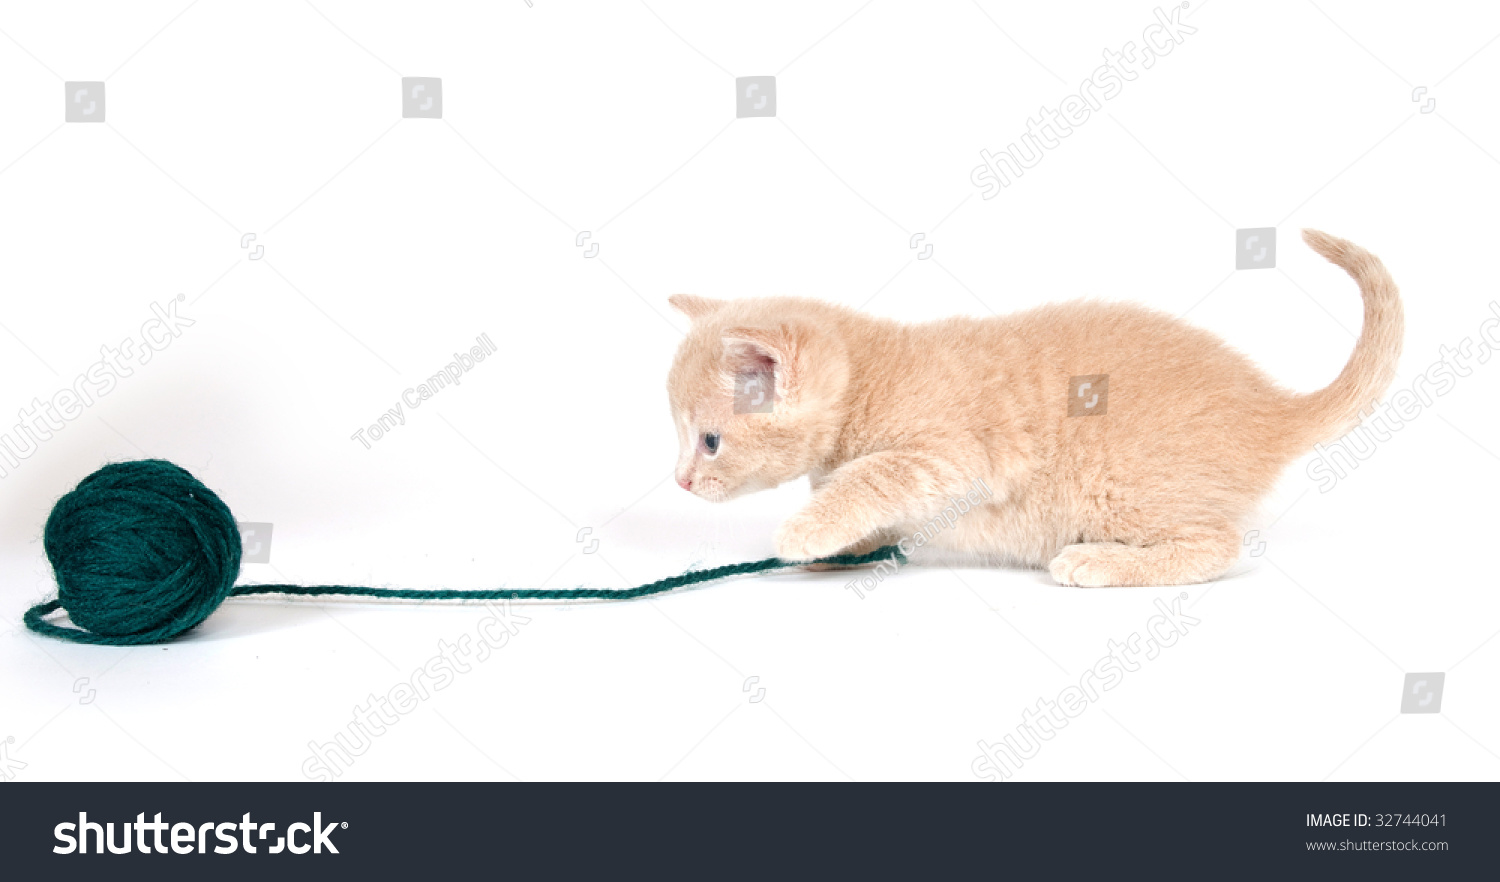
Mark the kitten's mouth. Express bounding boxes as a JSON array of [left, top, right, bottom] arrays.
[[692, 477, 732, 502]]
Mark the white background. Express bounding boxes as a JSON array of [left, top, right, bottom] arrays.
[[1, 0, 1497, 781]]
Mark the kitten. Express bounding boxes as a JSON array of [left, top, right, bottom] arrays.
[[665, 230, 1402, 587]]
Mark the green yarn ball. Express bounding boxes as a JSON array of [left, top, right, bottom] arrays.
[[24, 459, 907, 646], [37, 459, 242, 645]]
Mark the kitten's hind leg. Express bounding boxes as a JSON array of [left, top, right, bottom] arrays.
[[1048, 522, 1241, 588]]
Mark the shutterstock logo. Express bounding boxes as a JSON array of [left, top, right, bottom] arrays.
[[53, 812, 344, 855]]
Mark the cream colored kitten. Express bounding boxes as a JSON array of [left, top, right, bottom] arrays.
[[666, 230, 1402, 587]]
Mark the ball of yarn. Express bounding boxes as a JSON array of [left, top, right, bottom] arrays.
[[34, 459, 241, 645], [24, 460, 910, 646]]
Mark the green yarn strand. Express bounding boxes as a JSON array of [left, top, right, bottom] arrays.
[[232, 544, 905, 602], [26, 545, 904, 645], [21, 459, 908, 646]]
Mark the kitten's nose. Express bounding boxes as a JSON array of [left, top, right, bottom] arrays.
[[677, 475, 693, 491]]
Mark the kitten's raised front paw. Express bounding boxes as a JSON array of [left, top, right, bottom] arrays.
[[1049, 543, 1133, 588], [774, 513, 860, 562], [800, 535, 892, 571]]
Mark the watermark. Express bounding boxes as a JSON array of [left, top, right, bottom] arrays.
[[1400, 672, 1444, 714], [0, 735, 24, 781], [239, 232, 264, 260], [972, 594, 1199, 780], [402, 77, 442, 118], [736, 76, 775, 118], [302, 600, 530, 780], [1068, 375, 1108, 416], [65, 81, 105, 122], [971, 5, 1196, 198], [733, 368, 776, 414], [350, 333, 496, 449], [1306, 301, 1500, 492], [237, 522, 274, 564], [1307, 839, 1448, 853], [845, 477, 995, 598], [0, 295, 194, 480], [53, 812, 343, 854], [1237, 227, 1276, 269]]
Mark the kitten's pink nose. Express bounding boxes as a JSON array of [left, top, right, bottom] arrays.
[[677, 475, 693, 491]]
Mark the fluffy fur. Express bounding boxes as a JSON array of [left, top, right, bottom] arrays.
[[665, 230, 1402, 587]]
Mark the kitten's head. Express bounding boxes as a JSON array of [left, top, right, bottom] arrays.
[[666, 294, 849, 502]]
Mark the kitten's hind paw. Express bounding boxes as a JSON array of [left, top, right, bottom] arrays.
[[1049, 543, 1134, 588], [1049, 529, 1239, 587]]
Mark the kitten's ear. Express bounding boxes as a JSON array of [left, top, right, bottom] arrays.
[[721, 325, 806, 402], [668, 294, 723, 321]]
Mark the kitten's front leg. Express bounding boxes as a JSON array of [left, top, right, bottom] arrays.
[[775, 449, 980, 561]]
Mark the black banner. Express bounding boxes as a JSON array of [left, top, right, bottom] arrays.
[[1, 782, 1492, 879]]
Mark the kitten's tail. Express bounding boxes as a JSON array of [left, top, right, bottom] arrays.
[[1292, 229, 1404, 444]]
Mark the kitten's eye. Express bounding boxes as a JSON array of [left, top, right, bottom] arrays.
[[701, 432, 720, 455]]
